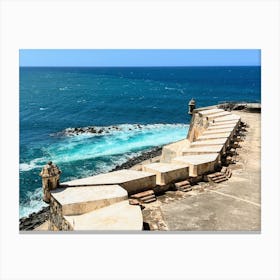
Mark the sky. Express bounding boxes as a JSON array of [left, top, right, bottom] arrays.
[[19, 49, 261, 67]]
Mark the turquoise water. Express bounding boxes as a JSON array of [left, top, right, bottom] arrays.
[[19, 66, 261, 217]]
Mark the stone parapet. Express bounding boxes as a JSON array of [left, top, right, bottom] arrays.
[[142, 163, 189, 185]]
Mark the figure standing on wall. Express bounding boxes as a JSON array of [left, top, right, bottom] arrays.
[[39, 161, 62, 204]]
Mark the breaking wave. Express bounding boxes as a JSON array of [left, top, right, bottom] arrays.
[[19, 188, 47, 218], [20, 123, 188, 172]]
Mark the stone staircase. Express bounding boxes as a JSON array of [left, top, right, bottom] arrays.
[[207, 166, 232, 184], [207, 172, 228, 184], [174, 180, 192, 192], [130, 190, 157, 204]]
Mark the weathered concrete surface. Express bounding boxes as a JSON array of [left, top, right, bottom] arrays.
[[61, 169, 156, 195], [158, 111, 260, 231], [190, 138, 228, 149], [142, 162, 189, 185], [182, 145, 224, 156], [172, 154, 219, 176], [51, 185, 127, 215], [213, 114, 240, 123], [198, 108, 224, 116], [197, 132, 232, 141], [207, 123, 236, 130], [202, 127, 235, 135], [205, 111, 232, 121], [64, 200, 143, 231]]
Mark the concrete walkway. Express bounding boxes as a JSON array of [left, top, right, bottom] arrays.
[[143, 111, 261, 231]]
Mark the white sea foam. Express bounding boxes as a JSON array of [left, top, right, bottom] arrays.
[[19, 158, 45, 172], [19, 188, 47, 218], [21, 123, 189, 172], [165, 86, 177, 91], [39, 107, 48, 111], [59, 86, 68, 91]]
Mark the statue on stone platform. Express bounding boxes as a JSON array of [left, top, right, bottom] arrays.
[[39, 161, 62, 204]]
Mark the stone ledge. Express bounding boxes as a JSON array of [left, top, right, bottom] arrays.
[[64, 200, 143, 231], [51, 185, 128, 216], [61, 169, 157, 195], [172, 154, 219, 176]]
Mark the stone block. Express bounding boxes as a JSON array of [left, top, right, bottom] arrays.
[[198, 108, 225, 117], [182, 145, 224, 158], [197, 132, 232, 141], [51, 184, 128, 216], [203, 128, 234, 135], [142, 162, 189, 185], [190, 138, 229, 153], [172, 154, 219, 177], [61, 169, 156, 195], [64, 200, 143, 231]]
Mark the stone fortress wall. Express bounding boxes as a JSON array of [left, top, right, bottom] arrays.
[[48, 104, 248, 231]]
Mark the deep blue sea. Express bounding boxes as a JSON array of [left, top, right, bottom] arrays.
[[19, 66, 261, 217]]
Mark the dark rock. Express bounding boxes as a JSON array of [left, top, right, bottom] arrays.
[[111, 146, 162, 171], [19, 206, 50, 231]]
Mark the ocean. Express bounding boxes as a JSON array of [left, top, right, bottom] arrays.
[[19, 66, 261, 218]]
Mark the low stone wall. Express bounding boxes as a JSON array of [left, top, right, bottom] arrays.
[[48, 197, 73, 231]]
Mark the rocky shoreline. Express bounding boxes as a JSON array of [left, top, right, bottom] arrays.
[[52, 124, 145, 137], [19, 146, 162, 231], [19, 206, 50, 231]]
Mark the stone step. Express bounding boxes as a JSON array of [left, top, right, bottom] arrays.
[[129, 199, 141, 206], [203, 127, 234, 135], [207, 123, 236, 130], [206, 111, 232, 121], [207, 172, 223, 179], [207, 172, 228, 184], [139, 194, 156, 201], [142, 197, 157, 204], [210, 174, 227, 180], [131, 190, 154, 199], [213, 177, 228, 183], [182, 145, 224, 156], [174, 180, 191, 188], [197, 132, 232, 141], [198, 108, 225, 116], [209, 120, 238, 127], [177, 185, 192, 192], [212, 114, 241, 123]]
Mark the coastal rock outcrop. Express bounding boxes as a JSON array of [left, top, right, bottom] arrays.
[[51, 124, 144, 137]]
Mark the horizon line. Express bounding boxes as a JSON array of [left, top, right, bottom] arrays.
[[20, 65, 261, 68]]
